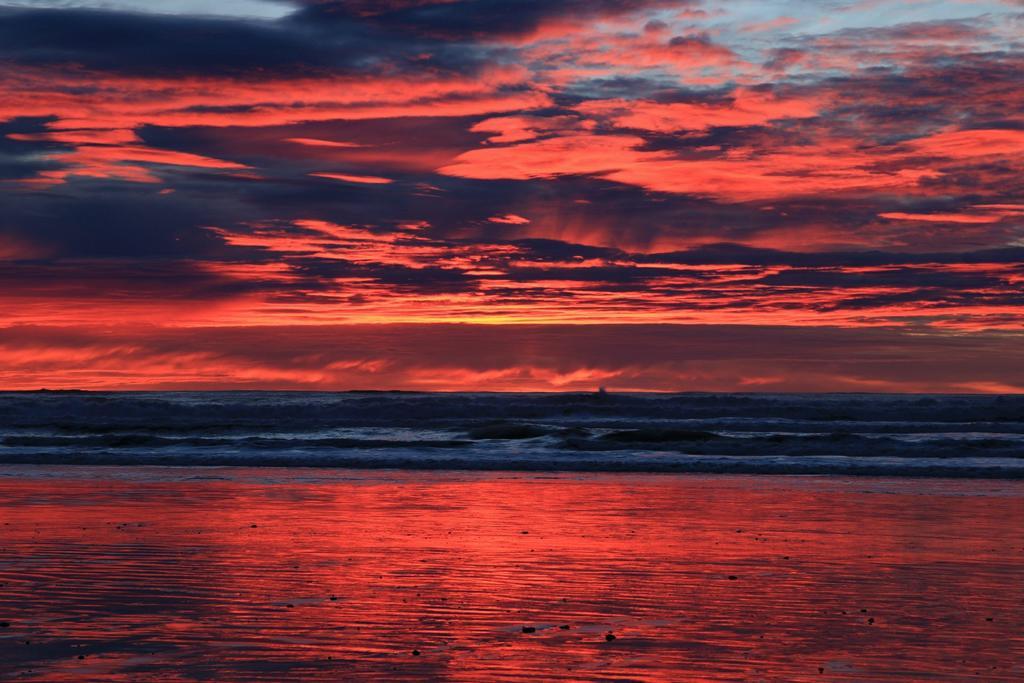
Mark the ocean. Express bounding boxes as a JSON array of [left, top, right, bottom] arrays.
[[1, 391, 1022, 477]]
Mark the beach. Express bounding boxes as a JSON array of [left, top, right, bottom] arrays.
[[1, 466, 1022, 681], [4, 0, 1024, 679]]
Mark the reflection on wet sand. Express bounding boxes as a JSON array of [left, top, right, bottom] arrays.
[[1, 467, 1023, 681]]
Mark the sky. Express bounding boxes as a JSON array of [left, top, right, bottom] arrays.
[[1, 0, 1023, 392]]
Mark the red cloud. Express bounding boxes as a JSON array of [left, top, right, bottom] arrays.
[[0, 63, 550, 185], [311, 172, 394, 184], [24, 141, 250, 186], [488, 214, 531, 224], [881, 212, 1005, 224], [576, 90, 822, 133], [439, 133, 647, 181], [439, 134, 939, 202], [286, 137, 363, 148], [909, 128, 1024, 158]]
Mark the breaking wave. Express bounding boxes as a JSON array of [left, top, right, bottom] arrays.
[[1, 391, 1022, 477]]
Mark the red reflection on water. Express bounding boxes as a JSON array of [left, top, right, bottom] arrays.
[[1, 469, 1023, 681]]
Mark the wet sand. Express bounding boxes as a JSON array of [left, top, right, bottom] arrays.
[[1, 467, 1022, 681]]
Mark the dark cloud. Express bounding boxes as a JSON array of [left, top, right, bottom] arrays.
[[0, 6, 477, 76], [0, 7, 335, 74], [290, 260, 475, 293], [0, 182, 242, 258], [757, 269, 1007, 290], [291, 0, 686, 40], [0, 259, 291, 300], [0, 116, 68, 180], [645, 244, 1024, 268]]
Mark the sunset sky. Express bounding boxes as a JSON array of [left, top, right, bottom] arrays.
[[1, 0, 1023, 391]]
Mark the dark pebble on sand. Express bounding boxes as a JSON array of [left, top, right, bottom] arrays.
[[559, 624, 570, 630], [329, 596, 338, 601], [522, 626, 536, 633], [986, 617, 993, 621], [728, 575, 738, 580], [250, 524, 257, 528], [605, 633, 616, 642], [819, 667, 824, 674], [77, 655, 85, 660], [0, 621, 9, 628], [286, 604, 295, 608], [412, 650, 420, 656], [867, 617, 875, 624]]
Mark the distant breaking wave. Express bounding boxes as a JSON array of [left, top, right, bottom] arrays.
[[0, 391, 1022, 477]]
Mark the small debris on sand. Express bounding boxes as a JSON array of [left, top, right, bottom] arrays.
[[559, 624, 570, 630], [605, 633, 617, 641], [522, 626, 536, 633], [412, 649, 420, 656], [728, 575, 738, 580]]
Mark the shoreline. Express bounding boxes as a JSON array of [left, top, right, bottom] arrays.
[[1, 458, 1023, 479]]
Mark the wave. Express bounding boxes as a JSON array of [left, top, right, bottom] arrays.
[[1, 434, 472, 449], [0, 449, 1021, 478], [4, 429, 1021, 457], [2, 391, 1024, 431], [1, 391, 1023, 477]]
